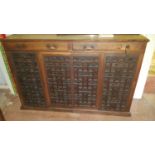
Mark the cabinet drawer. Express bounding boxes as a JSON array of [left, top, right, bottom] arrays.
[[3, 41, 69, 51], [72, 42, 145, 51]]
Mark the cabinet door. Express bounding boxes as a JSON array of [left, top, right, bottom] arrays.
[[72, 54, 99, 108], [43, 53, 100, 108], [9, 52, 46, 107], [43, 53, 72, 107], [101, 53, 139, 112]]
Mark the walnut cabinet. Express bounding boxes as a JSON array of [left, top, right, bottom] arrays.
[[1, 35, 149, 116]]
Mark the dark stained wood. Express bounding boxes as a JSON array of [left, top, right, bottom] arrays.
[[2, 41, 69, 51], [2, 40, 146, 52], [96, 53, 104, 109], [101, 52, 139, 112], [0, 109, 5, 121], [72, 54, 98, 108], [1, 34, 149, 42], [70, 54, 74, 106], [1, 34, 149, 116], [41, 52, 72, 108], [3, 51, 26, 107], [9, 52, 46, 107], [38, 53, 51, 107], [21, 104, 131, 116], [72, 42, 146, 51]]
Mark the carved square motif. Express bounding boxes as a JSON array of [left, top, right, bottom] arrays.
[[102, 54, 138, 111]]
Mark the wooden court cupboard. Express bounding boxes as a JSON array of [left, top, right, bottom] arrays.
[[1, 34, 149, 116]]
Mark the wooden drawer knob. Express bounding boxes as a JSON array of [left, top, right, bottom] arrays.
[[125, 45, 130, 56], [46, 44, 57, 50], [15, 44, 27, 48], [83, 45, 95, 50], [121, 44, 130, 56], [121, 44, 130, 51]]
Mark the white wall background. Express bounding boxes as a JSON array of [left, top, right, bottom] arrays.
[[134, 34, 155, 99], [0, 64, 7, 86], [0, 46, 15, 94], [0, 35, 155, 98]]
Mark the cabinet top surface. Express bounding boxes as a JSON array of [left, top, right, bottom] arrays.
[[1, 34, 149, 42]]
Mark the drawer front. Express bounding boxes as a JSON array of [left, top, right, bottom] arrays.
[[72, 42, 145, 51], [3, 41, 69, 51]]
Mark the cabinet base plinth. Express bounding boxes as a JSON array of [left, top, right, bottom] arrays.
[[21, 105, 131, 117]]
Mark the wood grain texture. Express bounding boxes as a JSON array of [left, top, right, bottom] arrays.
[[2, 41, 69, 51], [0, 108, 5, 121], [1, 34, 149, 42]]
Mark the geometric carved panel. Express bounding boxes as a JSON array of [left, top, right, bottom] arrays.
[[73, 56, 99, 107], [44, 56, 72, 106], [11, 52, 46, 107], [102, 54, 138, 111]]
